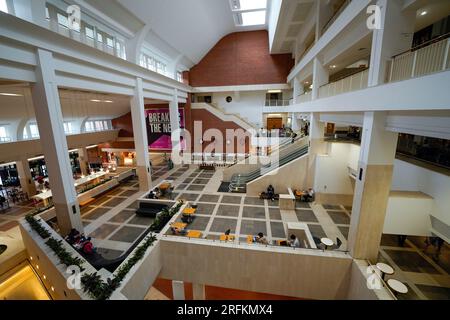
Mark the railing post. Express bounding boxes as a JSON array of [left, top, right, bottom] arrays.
[[443, 38, 450, 71], [389, 59, 394, 83], [411, 51, 417, 78]]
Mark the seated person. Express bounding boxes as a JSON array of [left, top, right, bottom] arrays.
[[148, 191, 156, 199], [170, 226, 188, 236], [82, 237, 95, 255], [74, 234, 87, 250], [289, 234, 300, 248], [154, 187, 161, 199], [224, 229, 231, 236], [65, 228, 80, 245], [267, 185, 275, 201], [305, 188, 315, 202], [255, 232, 269, 245]]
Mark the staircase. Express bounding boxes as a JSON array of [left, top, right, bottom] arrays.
[[191, 102, 256, 130], [229, 144, 309, 193]]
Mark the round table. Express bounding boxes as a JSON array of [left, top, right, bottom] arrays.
[[376, 262, 394, 280], [321, 237, 334, 250], [387, 279, 408, 297]]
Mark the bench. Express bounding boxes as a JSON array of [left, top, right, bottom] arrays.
[[135, 202, 168, 217]]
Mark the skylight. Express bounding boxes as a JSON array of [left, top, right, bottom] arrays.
[[231, 0, 267, 27], [236, 0, 267, 10], [0, 0, 8, 13], [241, 10, 266, 26]]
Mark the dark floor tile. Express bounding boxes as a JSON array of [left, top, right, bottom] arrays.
[[198, 194, 220, 203], [192, 203, 216, 215], [295, 202, 311, 209], [96, 247, 124, 260], [240, 219, 267, 236], [102, 197, 127, 207], [327, 211, 350, 225], [109, 211, 135, 223], [323, 204, 342, 210], [271, 221, 286, 238], [216, 205, 240, 217], [380, 234, 411, 248], [83, 207, 110, 220], [384, 250, 440, 274], [338, 226, 350, 240], [121, 190, 139, 197], [269, 208, 282, 220], [193, 178, 209, 185], [128, 215, 155, 226], [82, 220, 91, 227], [267, 199, 279, 207], [415, 284, 450, 300], [127, 201, 139, 210], [176, 184, 188, 191], [295, 209, 318, 223], [308, 224, 327, 240], [109, 226, 146, 243], [244, 197, 265, 206], [178, 193, 200, 202], [199, 173, 214, 178], [221, 195, 242, 204], [209, 218, 237, 233], [242, 206, 266, 219], [89, 223, 120, 240], [186, 216, 211, 231], [183, 178, 193, 184], [187, 185, 205, 191]]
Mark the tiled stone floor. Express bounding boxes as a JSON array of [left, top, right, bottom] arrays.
[[34, 163, 448, 301]]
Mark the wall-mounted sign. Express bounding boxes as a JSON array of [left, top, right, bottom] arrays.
[[145, 107, 185, 150]]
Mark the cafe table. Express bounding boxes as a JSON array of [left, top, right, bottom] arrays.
[[320, 237, 334, 250], [171, 222, 187, 230], [220, 234, 235, 241], [186, 230, 202, 238], [182, 207, 196, 215], [376, 262, 394, 280], [387, 279, 408, 297]]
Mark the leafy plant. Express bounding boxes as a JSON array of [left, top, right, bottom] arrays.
[[149, 200, 184, 232], [81, 233, 157, 300], [25, 215, 51, 239], [45, 238, 85, 271]]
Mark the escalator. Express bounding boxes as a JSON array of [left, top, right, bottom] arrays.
[[228, 144, 309, 193]]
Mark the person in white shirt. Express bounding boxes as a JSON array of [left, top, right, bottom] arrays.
[[289, 234, 300, 248]]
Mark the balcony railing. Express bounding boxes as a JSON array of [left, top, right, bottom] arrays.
[[298, 91, 312, 103], [389, 34, 450, 83], [264, 100, 291, 107], [322, 0, 352, 35], [318, 69, 369, 99]]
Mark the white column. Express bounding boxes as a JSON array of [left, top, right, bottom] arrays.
[[172, 280, 185, 300], [192, 283, 206, 300], [348, 112, 399, 261], [16, 157, 37, 197], [77, 147, 89, 176], [306, 112, 326, 187], [125, 25, 151, 64], [292, 76, 304, 104], [169, 89, 181, 163], [312, 57, 329, 100], [368, 0, 415, 86], [130, 78, 152, 191], [31, 49, 83, 235]]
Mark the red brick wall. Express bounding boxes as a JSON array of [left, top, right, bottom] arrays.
[[189, 30, 294, 87], [190, 108, 250, 153]]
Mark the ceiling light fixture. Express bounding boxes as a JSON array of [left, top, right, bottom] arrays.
[[0, 93, 23, 97], [330, 65, 337, 69], [420, 11, 427, 16]]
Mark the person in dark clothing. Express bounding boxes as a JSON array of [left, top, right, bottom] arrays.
[[267, 185, 275, 201], [398, 235, 407, 247]]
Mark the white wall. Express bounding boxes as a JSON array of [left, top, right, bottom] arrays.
[[212, 91, 265, 128], [391, 159, 450, 226], [314, 143, 358, 195]]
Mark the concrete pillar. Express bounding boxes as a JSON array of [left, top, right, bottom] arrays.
[[292, 76, 304, 104], [77, 147, 89, 176], [16, 157, 37, 197], [312, 57, 329, 100], [192, 283, 206, 300], [169, 89, 181, 163], [348, 112, 399, 262], [30, 0, 47, 28], [368, 0, 415, 86], [31, 49, 83, 235], [171, 280, 185, 300], [306, 112, 326, 188], [130, 77, 152, 191]]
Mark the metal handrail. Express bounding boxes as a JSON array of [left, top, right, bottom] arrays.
[[392, 32, 450, 59]]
